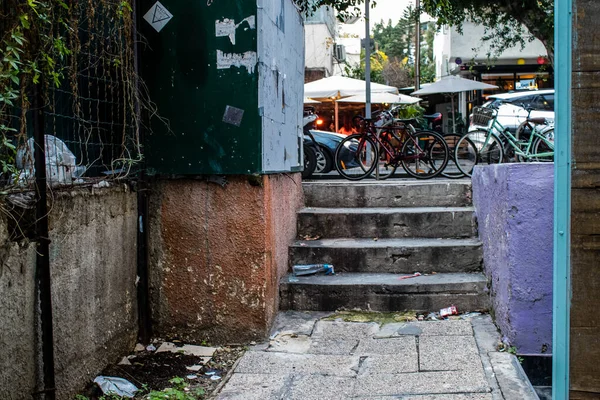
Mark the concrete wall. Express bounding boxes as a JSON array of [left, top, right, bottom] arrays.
[[472, 163, 553, 355], [0, 185, 138, 400], [305, 24, 334, 75], [434, 21, 548, 78], [258, 0, 304, 173], [148, 174, 303, 344]]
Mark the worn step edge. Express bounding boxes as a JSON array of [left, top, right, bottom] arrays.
[[290, 237, 482, 248], [298, 206, 475, 214]]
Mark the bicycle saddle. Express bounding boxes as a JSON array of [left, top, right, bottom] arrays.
[[526, 117, 547, 124]]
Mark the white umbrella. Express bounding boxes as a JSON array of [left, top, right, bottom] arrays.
[[304, 98, 321, 104], [304, 76, 398, 99], [337, 92, 421, 105], [411, 75, 498, 133], [305, 76, 399, 131]]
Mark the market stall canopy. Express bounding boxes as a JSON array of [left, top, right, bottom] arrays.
[[411, 75, 498, 95], [337, 92, 421, 104], [304, 76, 398, 99], [303, 97, 321, 104]]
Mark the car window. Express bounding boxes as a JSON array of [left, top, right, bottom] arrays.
[[506, 95, 534, 109], [540, 94, 554, 111]]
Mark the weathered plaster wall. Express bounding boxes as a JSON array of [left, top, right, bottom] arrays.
[[571, 1, 600, 395], [148, 174, 302, 344], [258, 0, 304, 173], [0, 185, 138, 400], [472, 163, 553, 355]]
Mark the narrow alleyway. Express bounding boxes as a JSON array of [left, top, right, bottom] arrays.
[[216, 312, 537, 399]]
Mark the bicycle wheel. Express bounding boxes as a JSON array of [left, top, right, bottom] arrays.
[[531, 128, 554, 162], [373, 132, 398, 180], [455, 130, 504, 177], [334, 134, 378, 181], [442, 133, 467, 179], [400, 131, 449, 179]]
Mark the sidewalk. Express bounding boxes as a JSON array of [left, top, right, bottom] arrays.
[[215, 312, 537, 399]]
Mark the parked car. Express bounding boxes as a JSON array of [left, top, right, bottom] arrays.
[[308, 130, 347, 174], [469, 89, 554, 133]]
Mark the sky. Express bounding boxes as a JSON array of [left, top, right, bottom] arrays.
[[340, 0, 431, 38]]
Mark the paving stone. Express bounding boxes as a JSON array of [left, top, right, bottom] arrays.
[[269, 311, 331, 337], [307, 339, 359, 355], [416, 320, 473, 336], [266, 334, 311, 354], [419, 336, 481, 371], [353, 371, 490, 396], [312, 320, 379, 340], [361, 354, 419, 374], [374, 322, 406, 338], [287, 375, 356, 400], [489, 352, 539, 399], [398, 324, 424, 335], [358, 395, 493, 400], [216, 373, 289, 400], [355, 337, 417, 356], [235, 351, 359, 377]]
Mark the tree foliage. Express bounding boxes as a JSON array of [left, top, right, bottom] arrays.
[[294, 0, 555, 64]]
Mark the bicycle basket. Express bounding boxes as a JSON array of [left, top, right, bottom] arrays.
[[471, 107, 496, 128]]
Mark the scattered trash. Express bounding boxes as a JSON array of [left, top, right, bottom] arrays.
[[93, 180, 111, 189], [146, 344, 156, 352], [118, 356, 132, 366], [205, 369, 220, 377], [156, 342, 217, 357], [440, 306, 458, 318], [299, 243, 307, 247], [373, 237, 378, 241], [292, 264, 334, 276], [460, 312, 482, 320], [269, 331, 280, 340], [134, 343, 145, 352], [417, 314, 425, 321], [288, 276, 300, 283], [186, 374, 198, 380], [398, 272, 422, 280], [210, 375, 222, 381], [94, 376, 138, 398], [186, 365, 203, 372], [426, 312, 439, 321], [302, 234, 321, 241], [16, 135, 81, 186]]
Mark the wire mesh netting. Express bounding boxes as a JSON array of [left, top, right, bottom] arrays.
[[0, 0, 142, 191]]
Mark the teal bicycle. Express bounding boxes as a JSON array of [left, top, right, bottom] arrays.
[[454, 105, 554, 177]]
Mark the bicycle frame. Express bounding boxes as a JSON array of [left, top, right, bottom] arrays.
[[478, 111, 554, 160]]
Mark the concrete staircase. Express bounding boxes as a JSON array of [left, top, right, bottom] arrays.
[[280, 180, 489, 313]]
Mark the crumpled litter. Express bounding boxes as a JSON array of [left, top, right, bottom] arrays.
[[94, 376, 138, 398]]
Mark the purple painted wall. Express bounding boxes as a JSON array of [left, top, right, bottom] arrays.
[[472, 163, 553, 355]]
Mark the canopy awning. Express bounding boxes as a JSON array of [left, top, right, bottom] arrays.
[[337, 92, 421, 105], [304, 76, 398, 99]]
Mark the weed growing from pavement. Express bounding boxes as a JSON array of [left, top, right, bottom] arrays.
[[322, 310, 419, 324]]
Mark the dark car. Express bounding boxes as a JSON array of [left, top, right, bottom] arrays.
[[304, 130, 347, 174]]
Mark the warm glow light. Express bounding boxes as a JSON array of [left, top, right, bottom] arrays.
[[316, 119, 324, 126]]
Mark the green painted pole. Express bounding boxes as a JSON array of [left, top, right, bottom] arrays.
[[553, 0, 572, 398]]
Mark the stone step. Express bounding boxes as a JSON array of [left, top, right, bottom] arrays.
[[279, 272, 489, 312], [297, 207, 477, 239], [303, 180, 472, 208], [289, 238, 483, 274]]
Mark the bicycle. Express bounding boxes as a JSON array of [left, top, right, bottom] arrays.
[[454, 106, 554, 177], [333, 110, 450, 181]]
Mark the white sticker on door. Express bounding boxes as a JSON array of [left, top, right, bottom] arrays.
[[143, 1, 173, 33]]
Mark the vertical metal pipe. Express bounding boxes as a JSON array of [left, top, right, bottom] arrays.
[[33, 83, 56, 400], [364, 0, 371, 119], [553, 0, 572, 398], [132, 0, 152, 343], [414, 0, 420, 91]]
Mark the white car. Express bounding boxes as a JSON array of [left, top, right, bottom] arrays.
[[469, 89, 555, 133]]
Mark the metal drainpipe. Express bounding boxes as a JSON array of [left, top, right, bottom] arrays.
[[33, 82, 56, 400], [553, 0, 572, 398], [132, 0, 152, 344]]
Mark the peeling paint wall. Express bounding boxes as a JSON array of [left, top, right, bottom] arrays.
[[0, 186, 138, 400], [148, 174, 303, 344], [258, 0, 304, 172]]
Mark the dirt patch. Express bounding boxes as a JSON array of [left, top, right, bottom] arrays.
[[79, 345, 245, 399], [323, 310, 420, 324]]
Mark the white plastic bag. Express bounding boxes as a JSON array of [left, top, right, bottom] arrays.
[[93, 376, 139, 398]]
